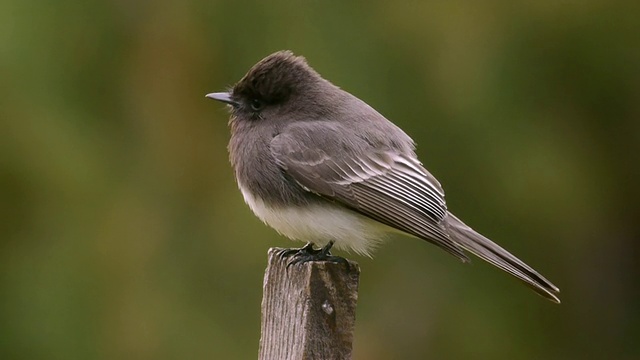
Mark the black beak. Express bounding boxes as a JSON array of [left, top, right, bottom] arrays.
[[205, 92, 239, 107]]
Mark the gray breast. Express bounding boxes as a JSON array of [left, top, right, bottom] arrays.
[[229, 124, 313, 207]]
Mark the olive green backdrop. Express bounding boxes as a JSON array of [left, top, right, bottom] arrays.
[[1, 1, 638, 359]]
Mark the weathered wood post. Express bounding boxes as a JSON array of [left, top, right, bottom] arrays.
[[258, 248, 361, 360]]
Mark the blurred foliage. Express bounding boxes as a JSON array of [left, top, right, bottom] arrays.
[[1, 0, 639, 359]]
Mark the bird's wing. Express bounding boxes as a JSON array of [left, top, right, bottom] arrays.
[[270, 123, 469, 261]]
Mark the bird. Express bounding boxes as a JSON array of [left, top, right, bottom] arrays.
[[206, 50, 560, 303]]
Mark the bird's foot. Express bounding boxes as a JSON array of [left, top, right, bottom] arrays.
[[276, 242, 319, 258], [276, 241, 349, 268]]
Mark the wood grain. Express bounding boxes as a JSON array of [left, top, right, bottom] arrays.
[[258, 248, 360, 360]]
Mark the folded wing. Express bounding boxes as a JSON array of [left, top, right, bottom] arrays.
[[271, 124, 469, 262]]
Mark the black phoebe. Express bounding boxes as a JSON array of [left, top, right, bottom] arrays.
[[206, 50, 560, 303]]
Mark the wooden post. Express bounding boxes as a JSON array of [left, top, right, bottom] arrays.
[[258, 248, 361, 360]]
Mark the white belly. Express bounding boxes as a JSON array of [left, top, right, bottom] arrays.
[[239, 185, 387, 257]]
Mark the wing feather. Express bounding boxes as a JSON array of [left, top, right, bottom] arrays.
[[271, 127, 469, 261]]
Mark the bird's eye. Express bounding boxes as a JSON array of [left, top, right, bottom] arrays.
[[250, 98, 264, 111]]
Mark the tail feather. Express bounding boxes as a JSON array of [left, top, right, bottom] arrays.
[[446, 212, 561, 303]]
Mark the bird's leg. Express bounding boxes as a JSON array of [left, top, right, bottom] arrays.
[[282, 240, 349, 268], [318, 240, 335, 257]]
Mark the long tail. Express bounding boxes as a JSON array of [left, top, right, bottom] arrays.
[[446, 212, 561, 303]]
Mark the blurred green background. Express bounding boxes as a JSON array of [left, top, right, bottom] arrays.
[[1, 0, 639, 359]]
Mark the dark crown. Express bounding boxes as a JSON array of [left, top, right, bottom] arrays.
[[232, 51, 318, 104]]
